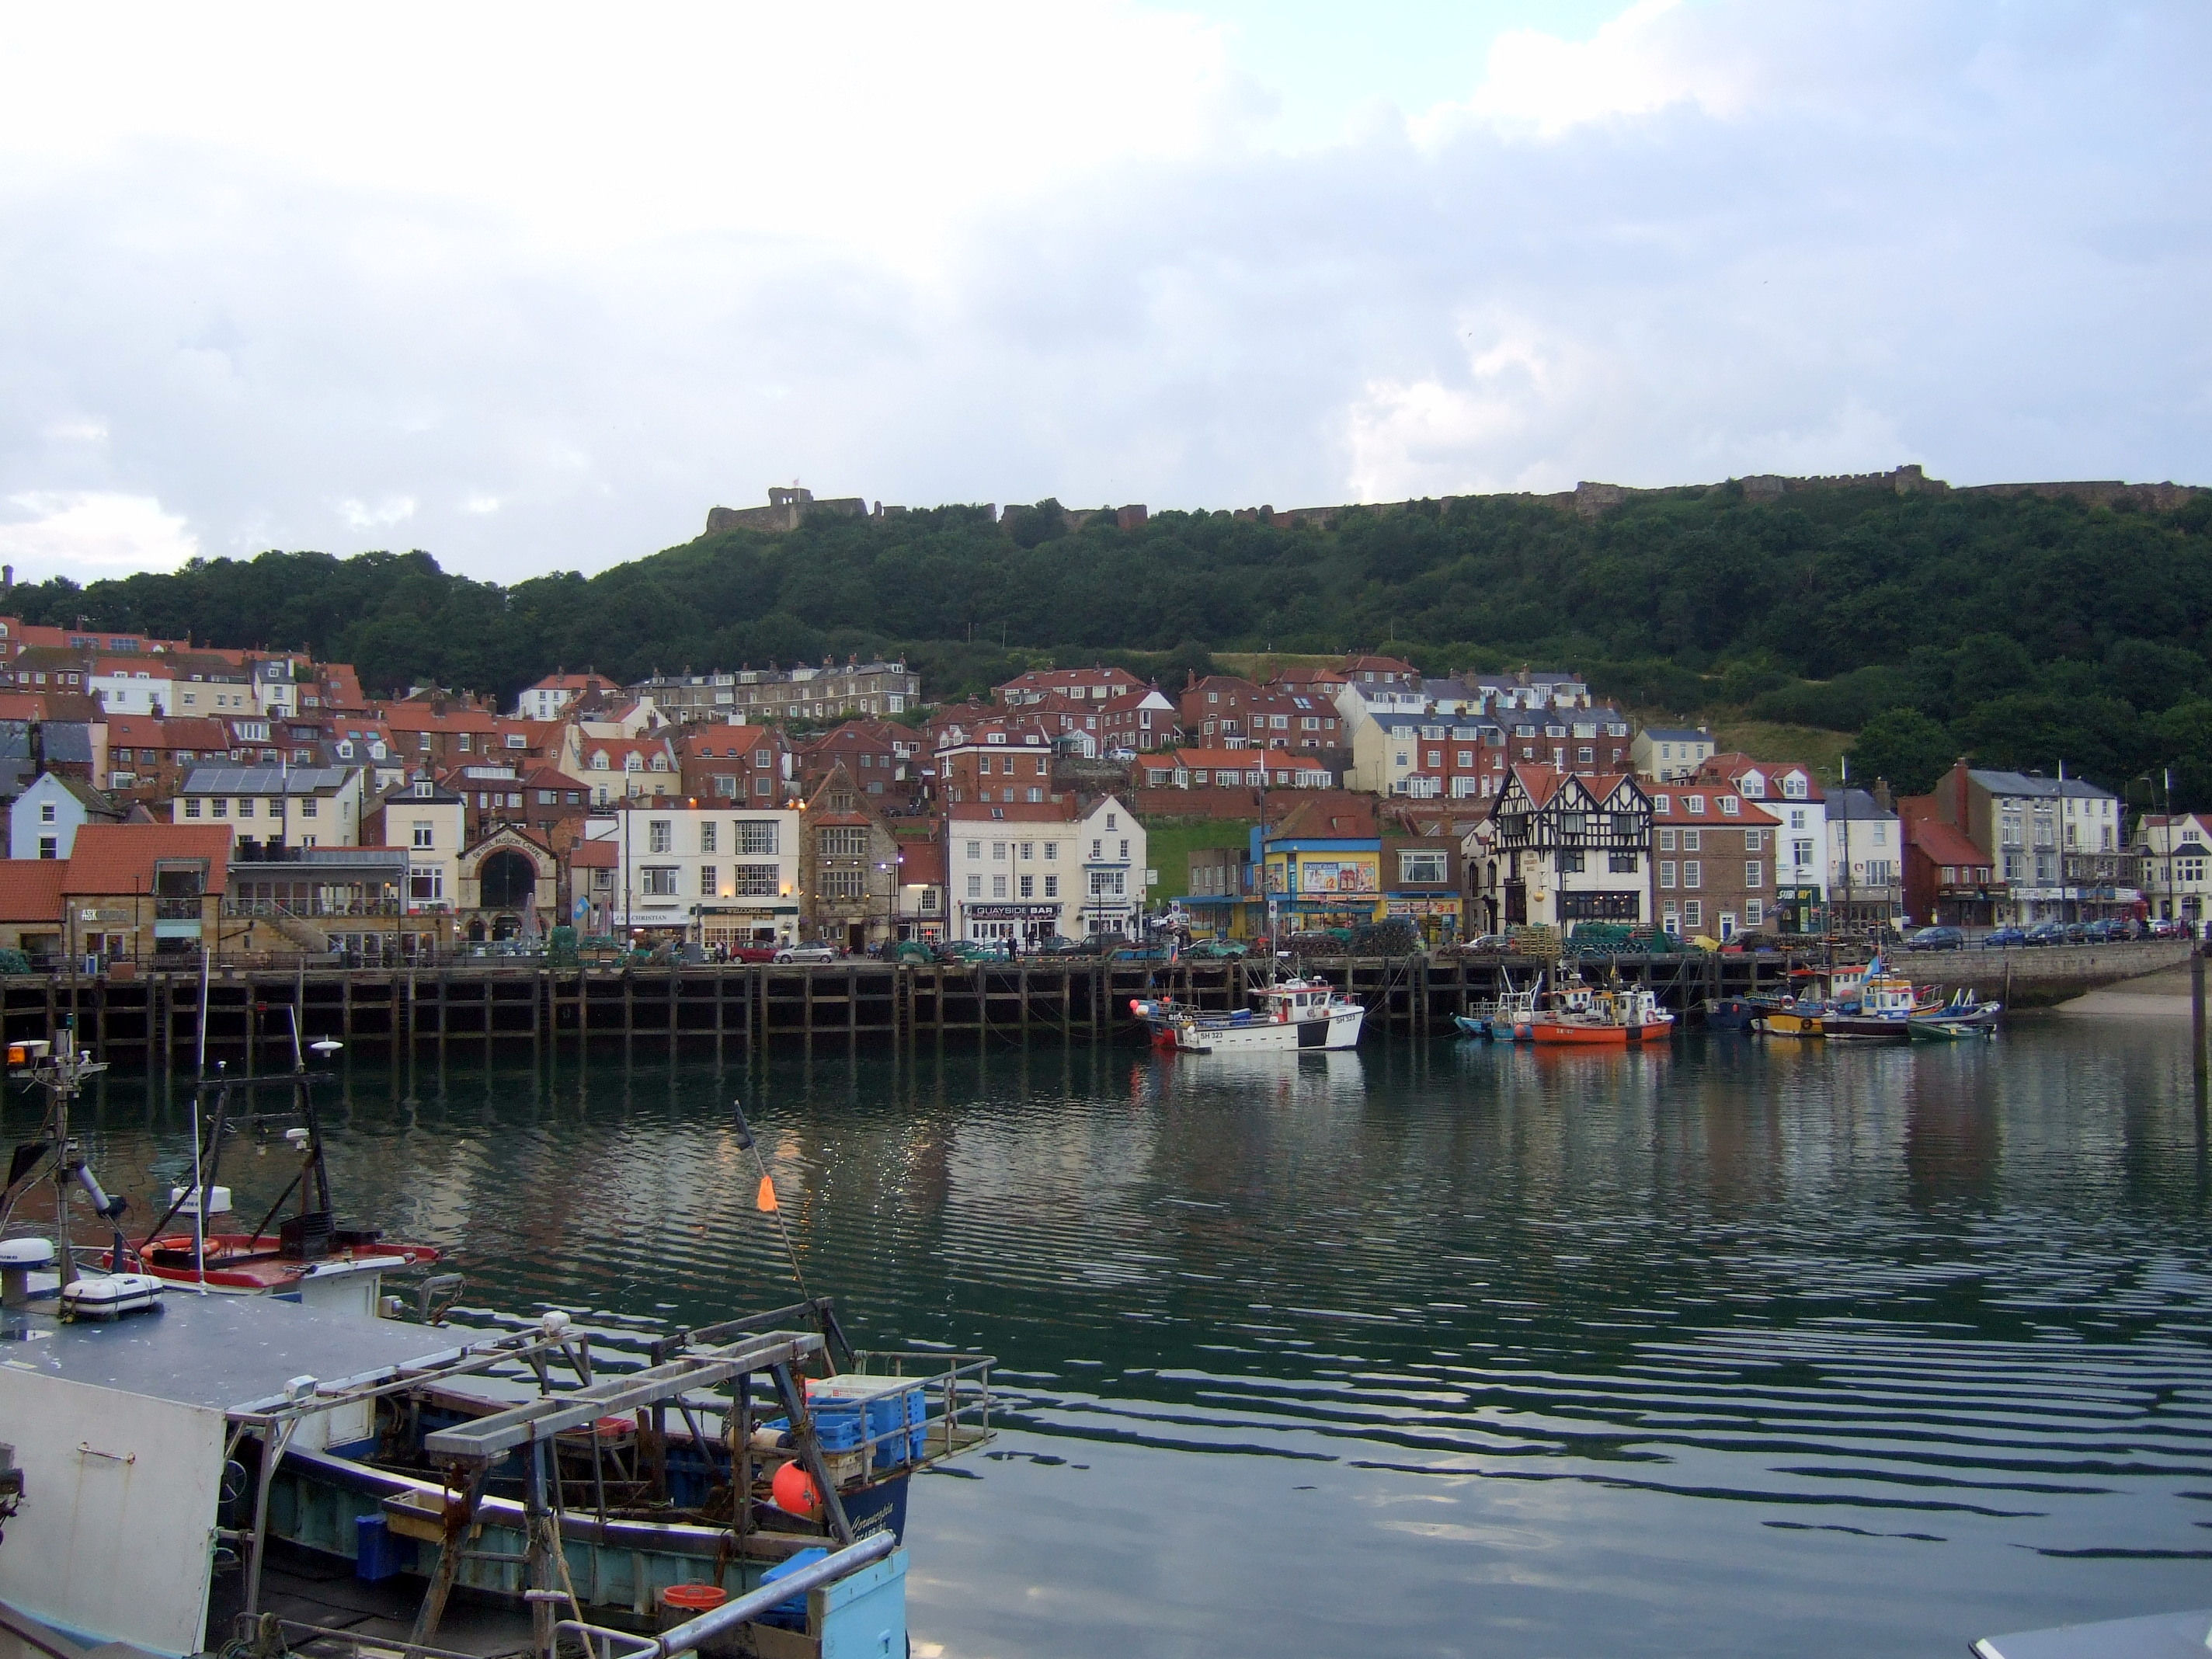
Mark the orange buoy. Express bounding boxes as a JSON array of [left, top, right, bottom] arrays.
[[770, 1460, 822, 1519]]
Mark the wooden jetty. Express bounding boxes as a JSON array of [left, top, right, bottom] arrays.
[[0, 953, 1814, 1064]]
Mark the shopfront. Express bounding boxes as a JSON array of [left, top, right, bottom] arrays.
[[693, 903, 798, 949], [962, 901, 1064, 946]]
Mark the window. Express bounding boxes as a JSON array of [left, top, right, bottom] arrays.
[[1684, 900, 1702, 929], [1683, 861, 1702, 889], [301, 798, 317, 819], [1681, 830, 1700, 852], [645, 819, 673, 854], [1789, 809, 1807, 830], [37, 835, 56, 859], [1609, 851, 1638, 874], [1106, 812, 1117, 830], [1686, 795, 1706, 814], [1659, 828, 1677, 852], [992, 875, 1007, 898], [1745, 861, 1763, 888], [993, 841, 1007, 861], [411, 820, 434, 848], [1045, 841, 1059, 861], [1720, 796, 1740, 816], [1044, 874, 1059, 898], [1577, 746, 1594, 765], [823, 827, 869, 857], [1119, 838, 1130, 860], [1398, 850, 1447, 884], [701, 823, 718, 853], [409, 866, 444, 903], [1744, 827, 1762, 853], [823, 868, 865, 899], [1090, 870, 1125, 896], [1659, 861, 1677, 889], [736, 821, 778, 855], [1559, 848, 1585, 874], [966, 874, 983, 898], [1091, 839, 1103, 860], [37, 802, 54, 824], [238, 798, 256, 817], [1019, 875, 1034, 898], [212, 798, 228, 818], [1019, 841, 1034, 861], [641, 867, 680, 896], [965, 840, 982, 861], [184, 798, 201, 818], [1653, 795, 1671, 814], [1745, 899, 1764, 927]]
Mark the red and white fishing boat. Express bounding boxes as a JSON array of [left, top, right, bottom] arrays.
[[4, 1018, 448, 1299], [1530, 986, 1677, 1046]]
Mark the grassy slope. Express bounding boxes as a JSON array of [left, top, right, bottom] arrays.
[[1140, 817, 1256, 900], [1709, 719, 1855, 783]]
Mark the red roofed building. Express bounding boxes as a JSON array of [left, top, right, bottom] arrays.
[[1640, 780, 1782, 940], [1899, 798, 2002, 928], [1096, 686, 1177, 753], [891, 825, 946, 940], [794, 720, 922, 810], [993, 666, 1146, 708], [677, 724, 790, 807], [59, 823, 234, 962], [0, 858, 69, 960]]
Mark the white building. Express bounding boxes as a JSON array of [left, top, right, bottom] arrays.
[[515, 672, 621, 722], [172, 765, 366, 849], [9, 773, 120, 861], [2133, 812, 2210, 927], [1825, 786, 1904, 927], [586, 805, 803, 946], [947, 795, 1146, 945], [1696, 754, 1828, 928], [1632, 726, 1716, 782], [364, 777, 468, 918]]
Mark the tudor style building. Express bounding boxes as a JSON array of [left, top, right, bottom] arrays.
[[1466, 766, 1653, 934]]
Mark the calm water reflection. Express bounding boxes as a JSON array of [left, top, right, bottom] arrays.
[[16, 1021, 2212, 1658]]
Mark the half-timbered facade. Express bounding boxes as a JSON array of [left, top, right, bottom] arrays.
[[1465, 765, 1652, 934]]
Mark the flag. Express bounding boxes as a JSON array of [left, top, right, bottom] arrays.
[[756, 1175, 778, 1212]]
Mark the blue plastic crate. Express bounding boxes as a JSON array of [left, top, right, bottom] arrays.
[[760, 1545, 829, 1629], [354, 1515, 409, 1582]]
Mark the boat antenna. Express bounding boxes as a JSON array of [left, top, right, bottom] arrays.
[[730, 1099, 816, 1309], [191, 947, 211, 1289]]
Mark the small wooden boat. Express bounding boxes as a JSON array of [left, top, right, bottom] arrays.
[[1908, 1016, 1993, 1042]]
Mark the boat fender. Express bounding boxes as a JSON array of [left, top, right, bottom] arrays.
[[770, 1460, 823, 1520], [540, 1309, 572, 1339]]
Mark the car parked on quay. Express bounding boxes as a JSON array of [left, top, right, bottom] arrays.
[[1904, 926, 1967, 951]]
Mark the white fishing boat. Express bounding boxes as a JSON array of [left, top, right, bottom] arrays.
[[1139, 976, 1365, 1052], [0, 1045, 993, 1659]]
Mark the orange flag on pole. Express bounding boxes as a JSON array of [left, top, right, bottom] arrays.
[[756, 1175, 778, 1212]]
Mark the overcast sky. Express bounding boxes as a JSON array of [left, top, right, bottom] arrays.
[[0, 1, 2203, 586]]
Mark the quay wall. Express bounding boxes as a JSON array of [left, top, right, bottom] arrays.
[[0, 954, 1796, 1064], [1902, 939, 2193, 1009], [5, 944, 2177, 1063]]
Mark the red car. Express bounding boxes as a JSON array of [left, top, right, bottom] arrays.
[[725, 944, 780, 963]]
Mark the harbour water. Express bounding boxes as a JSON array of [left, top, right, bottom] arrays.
[[13, 1016, 2212, 1657]]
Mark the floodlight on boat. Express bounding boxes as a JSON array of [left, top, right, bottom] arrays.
[[310, 1039, 343, 1056], [284, 1128, 311, 1149]]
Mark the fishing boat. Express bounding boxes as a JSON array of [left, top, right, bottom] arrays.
[[0, 1047, 992, 1659], [1139, 976, 1365, 1052], [1454, 972, 1541, 1041], [1823, 961, 1944, 1040], [1907, 1014, 1995, 1042], [1530, 986, 1676, 1045], [1753, 999, 1827, 1037], [1702, 996, 1757, 1032]]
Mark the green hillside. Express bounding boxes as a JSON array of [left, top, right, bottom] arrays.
[[13, 483, 2211, 803]]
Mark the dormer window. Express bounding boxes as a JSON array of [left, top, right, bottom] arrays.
[[1653, 795, 1671, 814], [1687, 795, 1708, 814], [1720, 797, 1741, 816]]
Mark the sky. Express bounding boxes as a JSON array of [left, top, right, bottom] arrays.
[[0, 1, 2204, 586]]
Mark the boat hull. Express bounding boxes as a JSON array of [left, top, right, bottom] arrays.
[[106, 1231, 441, 1294], [1821, 1016, 1913, 1041], [1174, 1006, 1365, 1052]]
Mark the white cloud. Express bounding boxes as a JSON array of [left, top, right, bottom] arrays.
[[0, 2, 2203, 585], [0, 492, 199, 579], [339, 497, 418, 532]]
